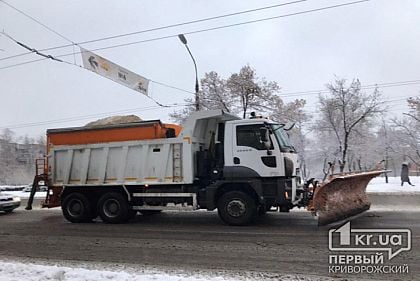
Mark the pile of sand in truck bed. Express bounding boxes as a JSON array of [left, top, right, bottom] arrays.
[[85, 115, 142, 127]]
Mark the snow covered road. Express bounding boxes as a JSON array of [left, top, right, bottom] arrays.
[[1, 176, 419, 280], [1, 208, 419, 280]]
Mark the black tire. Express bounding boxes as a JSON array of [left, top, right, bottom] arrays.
[[62, 192, 93, 223], [98, 192, 130, 224], [140, 210, 162, 216], [258, 205, 268, 216], [217, 191, 257, 226], [4, 209, 14, 214]]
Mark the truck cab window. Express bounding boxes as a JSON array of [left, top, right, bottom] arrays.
[[236, 125, 273, 150], [270, 124, 294, 152]]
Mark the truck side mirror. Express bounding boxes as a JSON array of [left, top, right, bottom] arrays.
[[284, 122, 295, 131], [259, 127, 271, 154], [259, 127, 269, 142]]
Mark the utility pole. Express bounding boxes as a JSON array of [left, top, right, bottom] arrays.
[[382, 119, 389, 183], [178, 34, 200, 111], [385, 147, 389, 183]]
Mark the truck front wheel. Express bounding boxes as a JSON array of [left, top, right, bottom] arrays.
[[217, 191, 257, 226], [62, 193, 93, 223], [98, 192, 130, 223]]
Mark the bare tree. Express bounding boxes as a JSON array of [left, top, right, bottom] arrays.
[[36, 134, 46, 146], [200, 71, 233, 112], [170, 71, 233, 123], [170, 65, 282, 122], [227, 65, 280, 118], [0, 129, 16, 184], [392, 97, 420, 165], [270, 98, 311, 177], [1, 128, 14, 142], [316, 78, 383, 172]]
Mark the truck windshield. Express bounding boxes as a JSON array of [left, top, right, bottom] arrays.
[[270, 124, 295, 152]]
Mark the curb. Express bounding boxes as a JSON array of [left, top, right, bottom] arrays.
[[368, 193, 420, 210]]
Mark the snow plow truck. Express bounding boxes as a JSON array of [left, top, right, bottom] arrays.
[[27, 110, 384, 226]]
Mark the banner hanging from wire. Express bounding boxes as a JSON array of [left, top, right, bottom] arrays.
[[80, 47, 149, 96]]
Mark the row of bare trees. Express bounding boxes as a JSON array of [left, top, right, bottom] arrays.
[[170, 65, 309, 124], [171, 65, 419, 179], [0, 129, 45, 185], [314, 78, 383, 174], [392, 97, 420, 166], [1, 65, 417, 183]]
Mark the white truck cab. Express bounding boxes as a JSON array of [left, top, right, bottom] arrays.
[[223, 119, 301, 203]]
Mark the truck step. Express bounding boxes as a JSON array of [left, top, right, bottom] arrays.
[[132, 205, 195, 211], [132, 192, 197, 210]]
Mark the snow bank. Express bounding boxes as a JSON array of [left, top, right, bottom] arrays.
[[2, 190, 46, 199], [0, 259, 325, 281], [366, 176, 420, 193], [0, 260, 232, 281], [0, 185, 26, 191]]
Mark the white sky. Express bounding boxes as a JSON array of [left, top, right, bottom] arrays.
[[1, 0, 419, 139]]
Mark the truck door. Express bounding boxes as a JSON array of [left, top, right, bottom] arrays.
[[229, 123, 282, 177]]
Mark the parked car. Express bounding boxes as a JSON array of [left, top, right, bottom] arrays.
[[23, 182, 47, 192], [0, 185, 26, 191], [0, 192, 21, 213]]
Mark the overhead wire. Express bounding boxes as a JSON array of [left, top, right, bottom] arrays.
[[2, 0, 417, 132], [0, 1, 193, 102], [0, 103, 191, 130], [1, 32, 193, 101], [279, 80, 420, 98], [0, 0, 80, 64], [0, 0, 373, 101], [0, 0, 309, 62], [302, 94, 420, 111], [2, 92, 418, 131], [0, 31, 68, 64], [2, 30, 419, 115], [0, 0, 75, 44], [0, 0, 370, 71]]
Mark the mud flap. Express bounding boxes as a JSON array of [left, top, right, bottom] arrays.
[[311, 171, 384, 226]]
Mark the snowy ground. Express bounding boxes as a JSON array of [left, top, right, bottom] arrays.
[[0, 185, 27, 191], [1, 178, 418, 280], [0, 260, 230, 281], [1, 190, 47, 198], [366, 176, 420, 193], [0, 259, 330, 281]]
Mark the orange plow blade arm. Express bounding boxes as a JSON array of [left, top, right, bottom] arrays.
[[310, 171, 384, 226]]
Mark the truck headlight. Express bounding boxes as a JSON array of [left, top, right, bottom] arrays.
[[13, 197, 21, 202]]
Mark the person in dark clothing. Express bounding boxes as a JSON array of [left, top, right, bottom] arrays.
[[401, 162, 415, 186]]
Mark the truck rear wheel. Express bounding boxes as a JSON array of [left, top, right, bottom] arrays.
[[98, 192, 130, 224], [217, 191, 257, 226], [62, 193, 93, 223]]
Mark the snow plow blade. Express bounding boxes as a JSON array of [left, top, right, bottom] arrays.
[[311, 171, 384, 226]]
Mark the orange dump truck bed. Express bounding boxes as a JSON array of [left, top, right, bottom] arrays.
[[39, 120, 181, 208], [47, 120, 181, 149]]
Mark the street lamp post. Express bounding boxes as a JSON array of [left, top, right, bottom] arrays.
[[178, 34, 200, 111]]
